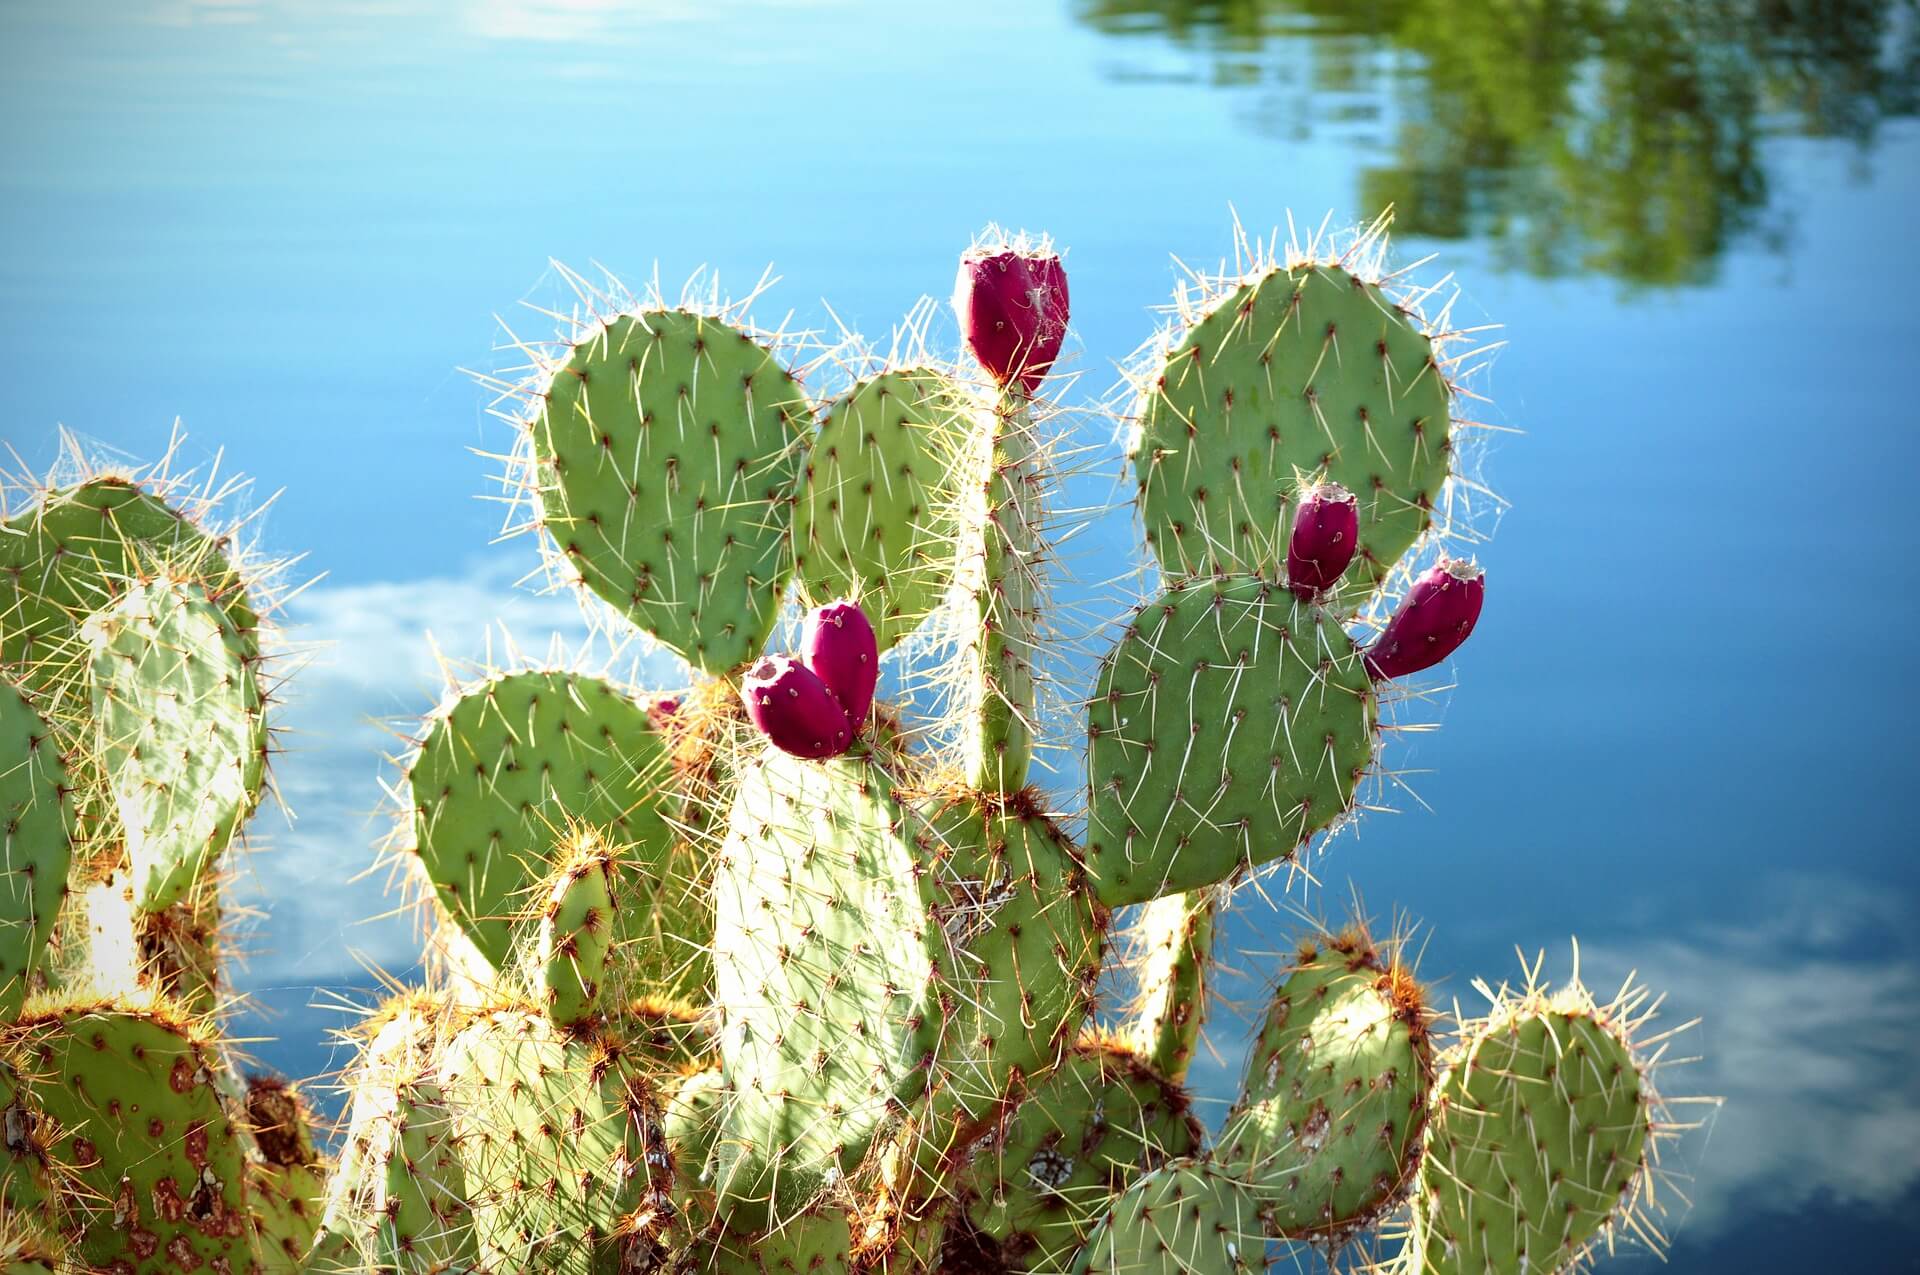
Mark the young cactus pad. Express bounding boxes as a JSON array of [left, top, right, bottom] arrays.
[[84, 576, 266, 914], [1085, 576, 1376, 906], [1129, 259, 1453, 591], [528, 310, 811, 674], [1125, 889, 1217, 1084], [0, 679, 74, 1020]]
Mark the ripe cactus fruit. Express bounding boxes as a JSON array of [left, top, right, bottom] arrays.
[[1125, 889, 1218, 1084], [533, 824, 620, 1028], [954, 243, 1070, 394], [802, 600, 880, 727], [0, 678, 75, 1021], [83, 576, 266, 914], [792, 368, 975, 652], [1287, 481, 1361, 600], [1414, 969, 1661, 1275], [741, 655, 854, 759], [1129, 256, 1453, 588], [1085, 576, 1376, 906], [954, 1037, 1203, 1273], [1216, 927, 1433, 1244], [438, 1007, 676, 1273], [5, 1002, 251, 1272], [406, 668, 705, 997], [711, 747, 953, 1229], [373, 1079, 479, 1274], [1069, 1158, 1267, 1274], [526, 309, 811, 674], [1365, 558, 1486, 680]]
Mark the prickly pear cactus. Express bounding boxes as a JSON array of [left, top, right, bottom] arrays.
[[0, 217, 1707, 1275]]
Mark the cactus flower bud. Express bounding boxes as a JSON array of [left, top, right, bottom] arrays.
[[645, 695, 680, 734], [1364, 559, 1485, 680], [742, 657, 853, 759], [801, 600, 878, 726], [1286, 482, 1359, 599], [954, 246, 1069, 393]]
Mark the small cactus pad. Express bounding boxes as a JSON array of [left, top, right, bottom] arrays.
[[533, 825, 619, 1028], [792, 368, 975, 652], [242, 1077, 326, 1273], [439, 1007, 674, 1274], [1217, 931, 1432, 1242], [915, 801, 1104, 1170], [408, 670, 705, 995], [7, 1003, 250, 1272], [85, 576, 267, 913], [1416, 984, 1653, 1274], [1069, 1158, 1267, 1274], [1130, 262, 1452, 590], [960, 1038, 1203, 1273], [530, 310, 810, 674], [0, 478, 257, 696], [711, 746, 953, 1229], [1085, 576, 1376, 906], [0, 678, 74, 1020], [1126, 890, 1217, 1084], [373, 1079, 480, 1273]]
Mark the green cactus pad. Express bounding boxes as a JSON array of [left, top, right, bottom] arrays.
[[1217, 933, 1432, 1242], [915, 800, 1104, 1171], [0, 678, 75, 1020], [960, 1037, 1203, 1273], [957, 401, 1043, 793], [0, 1054, 52, 1222], [7, 1002, 251, 1273], [373, 1079, 480, 1273], [711, 746, 954, 1230], [1131, 261, 1453, 592], [243, 1077, 326, 1274], [532, 829, 619, 1028], [440, 1006, 675, 1274], [688, 1203, 856, 1273], [661, 1063, 727, 1234], [1069, 1157, 1268, 1274], [0, 478, 257, 696], [408, 670, 706, 995], [1417, 989, 1651, 1274], [1126, 890, 1217, 1084], [85, 576, 266, 914], [792, 367, 975, 652], [1085, 576, 1376, 907], [531, 309, 810, 674]]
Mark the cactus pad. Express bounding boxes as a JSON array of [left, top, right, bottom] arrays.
[[1217, 932, 1432, 1242], [439, 1007, 675, 1273], [711, 746, 954, 1229], [85, 576, 266, 913], [408, 670, 705, 995], [1417, 986, 1652, 1274], [793, 368, 975, 652], [959, 1037, 1203, 1273], [1130, 261, 1452, 591], [1085, 576, 1375, 906], [373, 1079, 479, 1273], [532, 826, 619, 1028], [242, 1077, 326, 1273], [1126, 890, 1217, 1084], [7, 1003, 250, 1272], [1069, 1158, 1267, 1274], [0, 679, 74, 1020], [531, 310, 810, 674]]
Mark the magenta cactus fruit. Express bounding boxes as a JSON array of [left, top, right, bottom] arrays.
[[1365, 558, 1486, 680], [742, 656, 853, 759], [801, 600, 879, 726], [1286, 482, 1360, 599], [647, 695, 681, 733], [954, 245, 1070, 393]]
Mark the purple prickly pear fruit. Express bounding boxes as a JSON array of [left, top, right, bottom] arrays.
[[1286, 482, 1359, 599], [646, 695, 680, 734], [954, 247, 1069, 393], [1364, 558, 1486, 680], [742, 656, 853, 759], [801, 600, 879, 726]]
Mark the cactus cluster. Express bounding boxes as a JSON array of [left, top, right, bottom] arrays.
[[0, 217, 1699, 1272]]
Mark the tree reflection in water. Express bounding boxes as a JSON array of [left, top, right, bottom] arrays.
[[1077, 0, 1919, 284]]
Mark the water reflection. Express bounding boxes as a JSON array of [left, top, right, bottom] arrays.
[[1076, 0, 1919, 284]]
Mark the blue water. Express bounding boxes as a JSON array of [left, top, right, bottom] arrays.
[[3, 1, 1918, 1269]]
